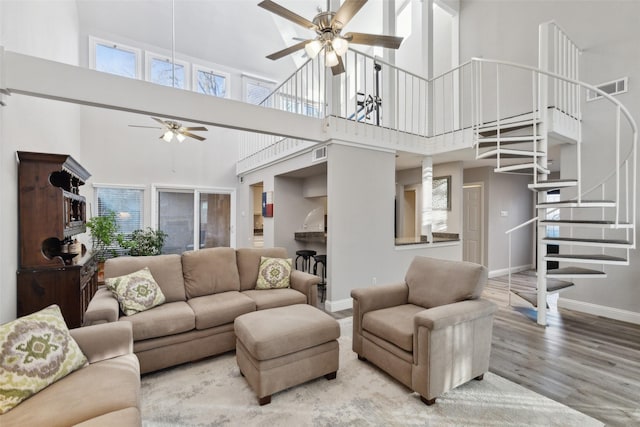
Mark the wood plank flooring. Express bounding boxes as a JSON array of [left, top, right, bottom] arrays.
[[324, 272, 640, 426]]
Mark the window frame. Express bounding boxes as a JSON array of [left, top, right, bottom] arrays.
[[151, 184, 237, 251], [145, 51, 191, 90], [192, 64, 231, 98], [242, 74, 277, 106], [89, 36, 142, 79]]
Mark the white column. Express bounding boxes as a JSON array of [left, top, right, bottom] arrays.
[[383, 0, 397, 129], [421, 156, 433, 242]]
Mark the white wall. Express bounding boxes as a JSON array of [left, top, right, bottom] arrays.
[[0, 1, 82, 322], [460, 0, 640, 316]]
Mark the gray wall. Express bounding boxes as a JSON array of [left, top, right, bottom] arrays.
[[464, 167, 534, 274], [460, 0, 640, 316]]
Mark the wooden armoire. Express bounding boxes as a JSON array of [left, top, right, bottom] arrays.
[[16, 151, 98, 328]]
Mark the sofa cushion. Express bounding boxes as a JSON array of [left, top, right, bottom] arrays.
[[0, 353, 139, 427], [405, 256, 487, 309], [105, 267, 166, 316], [182, 247, 241, 298], [255, 256, 292, 289], [187, 291, 256, 330], [105, 254, 186, 303], [362, 304, 425, 352], [242, 289, 306, 310], [74, 407, 141, 427], [236, 247, 287, 291], [0, 305, 88, 414], [119, 301, 195, 341]]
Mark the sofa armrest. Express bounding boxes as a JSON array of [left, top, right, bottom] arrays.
[[351, 282, 408, 355], [70, 322, 133, 364], [290, 270, 320, 305], [83, 287, 120, 326], [414, 299, 498, 331]]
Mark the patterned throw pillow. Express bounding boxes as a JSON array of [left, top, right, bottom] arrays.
[[106, 267, 166, 316], [0, 305, 88, 414], [255, 256, 292, 289]]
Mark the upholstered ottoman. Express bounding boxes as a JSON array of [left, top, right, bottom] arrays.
[[234, 304, 340, 405]]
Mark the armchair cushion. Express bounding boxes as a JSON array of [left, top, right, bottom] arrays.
[[362, 304, 425, 352], [405, 257, 487, 309], [0, 305, 87, 414]]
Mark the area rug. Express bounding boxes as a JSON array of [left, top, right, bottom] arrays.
[[141, 318, 602, 426]]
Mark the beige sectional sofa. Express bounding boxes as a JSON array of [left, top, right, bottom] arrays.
[[84, 247, 319, 374], [1, 322, 140, 427]]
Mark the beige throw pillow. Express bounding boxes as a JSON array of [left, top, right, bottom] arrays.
[[255, 256, 292, 289], [106, 267, 166, 316], [0, 305, 88, 414]]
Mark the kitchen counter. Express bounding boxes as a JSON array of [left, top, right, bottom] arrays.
[[294, 231, 327, 243], [394, 233, 460, 246]]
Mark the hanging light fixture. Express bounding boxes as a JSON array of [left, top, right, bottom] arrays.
[[331, 36, 348, 56], [162, 131, 174, 142], [325, 46, 339, 68], [305, 39, 323, 59]]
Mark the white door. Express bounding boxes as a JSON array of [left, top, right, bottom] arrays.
[[463, 185, 483, 264]]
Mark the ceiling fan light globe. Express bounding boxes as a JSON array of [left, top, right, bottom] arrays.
[[304, 39, 323, 59], [325, 49, 339, 67], [332, 37, 348, 56], [176, 133, 186, 143], [162, 131, 174, 142]]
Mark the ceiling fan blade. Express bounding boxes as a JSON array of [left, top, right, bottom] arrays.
[[151, 117, 167, 127], [266, 40, 310, 60], [181, 131, 206, 141], [182, 126, 208, 131], [345, 32, 403, 49], [331, 55, 346, 76], [331, 0, 367, 29], [258, 0, 316, 29], [128, 125, 162, 129]]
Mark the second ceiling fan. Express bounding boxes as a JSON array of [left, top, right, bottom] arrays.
[[260, 0, 404, 75]]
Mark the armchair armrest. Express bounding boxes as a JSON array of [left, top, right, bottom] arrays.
[[414, 299, 498, 331], [83, 287, 120, 326], [290, 270, 320, 305], [70, 322, 133, 364], [351, 282, 408, 355]]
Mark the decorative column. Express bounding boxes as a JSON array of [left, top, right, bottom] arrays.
[[421, 156, 433, 242]]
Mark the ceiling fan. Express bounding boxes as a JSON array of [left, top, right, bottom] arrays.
[[129, 117, 208, 142], [259, 0, 404, 75]]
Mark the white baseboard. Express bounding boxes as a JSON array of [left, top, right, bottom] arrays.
[[558, 297, 640, 325], [488, 264, 532, 278], [325, 297, 352, 313]]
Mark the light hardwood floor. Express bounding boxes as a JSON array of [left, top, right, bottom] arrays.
[[325, 272, 640, 426]]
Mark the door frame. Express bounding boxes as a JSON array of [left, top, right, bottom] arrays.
[[463, 182, 485, 266]]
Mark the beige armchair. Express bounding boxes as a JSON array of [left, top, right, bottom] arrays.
[[351, 256, 498, 405]]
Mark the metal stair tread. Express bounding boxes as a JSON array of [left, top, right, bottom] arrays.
[[528, 179, 578, 190], [541, 219, 633, 228], [537, 199, 616, 208], [542, 237, 632, 246], [545, 253, 628, 263], [546, 267, 607, 277], [476, 148, 545, 159], [495, 163, 549, 174], [478, 118, 541, 136], [511, 290, 548, 308]]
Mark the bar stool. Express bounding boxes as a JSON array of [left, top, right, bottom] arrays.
[[295, 250, 317, 273], [313, 254, 327, 303]]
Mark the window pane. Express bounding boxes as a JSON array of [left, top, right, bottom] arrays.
[[150, 58, 185, 88], [197, 70, 226, 97], [200, 193, 231, 248], [158, 192, 194, 254], [96, 187, 144, 256], [95, 43, 136, 78], [247, 82, 273, 105]]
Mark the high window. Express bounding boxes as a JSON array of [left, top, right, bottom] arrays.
[[90, 36, 141, 79], [146, 52, 189, 89], [244, 75, 276, 106], [194, 65, 229, 98]]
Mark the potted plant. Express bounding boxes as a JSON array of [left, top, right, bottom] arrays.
[[117, 227, 168, 256], [86, 211, 120, 262]]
